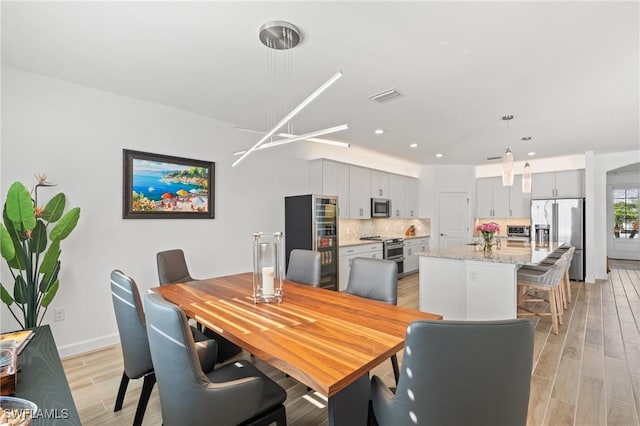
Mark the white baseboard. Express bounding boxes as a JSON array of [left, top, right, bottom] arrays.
[[57, 333, 120, 358]]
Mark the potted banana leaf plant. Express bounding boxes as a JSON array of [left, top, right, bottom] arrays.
[[0, 175, 80, 329]]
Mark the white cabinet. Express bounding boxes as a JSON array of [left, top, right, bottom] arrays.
[[371, 171, 390, 199], [338, 243, 383, 291], [531, 170, 584, 199], [476, 177, 509, 218], [531, 173, 556, 199], [476, 179, 495, 218], [476, 176, 529, 218], [404, 177, 419, 218], [389, 174, 405, 218], [360, 243, 384, 260], [403, 237, 429, 274], [349, 166, 372, 219], [338, 246, 360, 292], [509, 175, 532, 218], [390, 175, 419, 219], [309, 159, 350, 218], [311, 159, 420, 219], [555, 170, 585, 198]]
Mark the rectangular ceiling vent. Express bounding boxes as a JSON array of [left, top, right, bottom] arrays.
[[486, 156, 502, 161], [368, 88, 402, 103]]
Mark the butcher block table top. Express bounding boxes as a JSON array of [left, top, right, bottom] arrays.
[[153, 272, 441, 397]]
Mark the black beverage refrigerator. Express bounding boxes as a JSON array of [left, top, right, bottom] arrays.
[[284, 194, 339, 290]]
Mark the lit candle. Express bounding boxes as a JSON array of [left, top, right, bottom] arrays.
[[262, 266, 274, 296]]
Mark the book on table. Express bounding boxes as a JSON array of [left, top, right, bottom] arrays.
[[0, 330, 35, 355]]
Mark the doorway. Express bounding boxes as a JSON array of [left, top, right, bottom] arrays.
[[607, 163, 640, 261], [438, 192, 470, 249]]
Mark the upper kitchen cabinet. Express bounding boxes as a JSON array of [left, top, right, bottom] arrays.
[[510, 175, 532, 218], [309, 159, 350, 218], [477, 176, 530, 218], [531, 170, 584, 199], [310, 159, 419, 219], [371, 171, 390, 199], [476, 177, 509, 218], [404, 177, 419, 218], [388, 174, 405, 218], [389, 175, 419, 218], [349, 166, 372, 219]]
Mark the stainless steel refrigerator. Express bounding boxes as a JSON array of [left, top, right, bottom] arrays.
[[284, 195, 339, 290], [531, 198, 585, 281]]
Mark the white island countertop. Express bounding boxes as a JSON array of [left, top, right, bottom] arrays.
[[418, 241, 565, 320], [418, 240, 563, 266]]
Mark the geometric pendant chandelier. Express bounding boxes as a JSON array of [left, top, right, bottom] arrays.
[[232, 21, 348, 167]]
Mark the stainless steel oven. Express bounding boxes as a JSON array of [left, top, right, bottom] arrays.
[[383, 238, 404, 276], [360, 236, 404, 276]]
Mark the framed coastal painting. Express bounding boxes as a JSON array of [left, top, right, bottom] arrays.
[[123, 149, 215, 219]]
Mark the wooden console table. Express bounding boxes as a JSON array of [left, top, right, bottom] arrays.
[[16, 325, 80, 425]]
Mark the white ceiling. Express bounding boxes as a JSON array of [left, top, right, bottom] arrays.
[[2, 1, 638, 165]]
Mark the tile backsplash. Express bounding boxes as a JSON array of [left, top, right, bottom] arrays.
[[339, 218, 430, 243], [473, 217, 531, 237]]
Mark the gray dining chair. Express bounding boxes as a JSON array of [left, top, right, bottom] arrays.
[[110, 270, 216, 426], [156, 249, 242, 362], [157, 249, 194, 285], [346, 257, 400, 383], [286, 249, 322, 287], [371, 319, 534, 426], [143, 291, 287, 426]]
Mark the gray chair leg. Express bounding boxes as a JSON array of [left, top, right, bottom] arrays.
[[241, 404, 286, 426], [391, 354, 400, 385], [114, 372, 129, 412], [133, 373, 156, 426]]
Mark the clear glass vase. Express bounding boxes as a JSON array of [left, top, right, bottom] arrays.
[[252, 232, 284, 304], [483, 233, 494, 256]]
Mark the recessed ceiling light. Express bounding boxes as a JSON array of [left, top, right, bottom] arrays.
[[374, 129, 384, 135], [436, 153, 443, 158], [522, 136, 532, 141], [527, 152, 536, 156], [410, 143, 418, 148]]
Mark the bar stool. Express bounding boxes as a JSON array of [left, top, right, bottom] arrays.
[[522, 246, 574, 309], [517, 256, 567, 334], [558, 247, 575, 306]]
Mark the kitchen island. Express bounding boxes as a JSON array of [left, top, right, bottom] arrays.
[[418, 241, 562, 320]]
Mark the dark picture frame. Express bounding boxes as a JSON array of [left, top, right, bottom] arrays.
[[123, 149, 215, 219]]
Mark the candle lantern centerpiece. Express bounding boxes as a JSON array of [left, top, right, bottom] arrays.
[[252, 232, 284, 304]]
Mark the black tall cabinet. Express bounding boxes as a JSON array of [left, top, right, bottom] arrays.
[[284, 194, 339, 290]]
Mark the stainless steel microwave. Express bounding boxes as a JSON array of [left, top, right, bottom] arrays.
[[371, 198, 391, 218]]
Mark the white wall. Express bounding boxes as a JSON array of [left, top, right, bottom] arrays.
[[302, 144, 422, 178], [589, 150, 640, 281], [0, 68, 420, 356], [475, 154, 586, 178], [419, 164, 476, 249]]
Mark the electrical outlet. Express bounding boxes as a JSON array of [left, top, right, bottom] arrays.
[[53, 307, 65, 322], [469, 271, 478, 282]]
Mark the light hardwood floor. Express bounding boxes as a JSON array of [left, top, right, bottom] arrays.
[[63, 269, 640, 425]]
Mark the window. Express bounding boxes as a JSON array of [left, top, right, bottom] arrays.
[[613, 187, 638, 239]]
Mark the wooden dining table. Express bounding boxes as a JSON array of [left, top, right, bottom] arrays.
[[153, 272, 441, 425]]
